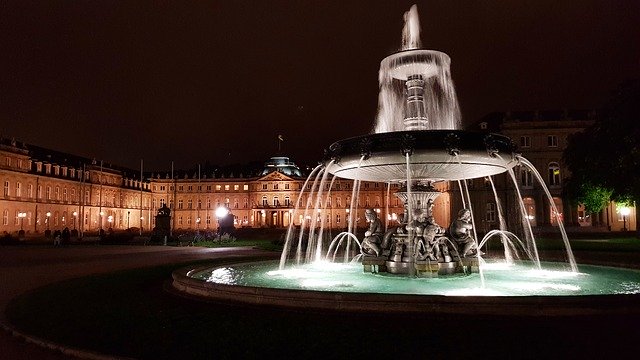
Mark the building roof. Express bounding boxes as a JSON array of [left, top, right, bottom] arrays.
[[260, 156, 303, 177]]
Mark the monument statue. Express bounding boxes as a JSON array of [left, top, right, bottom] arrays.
[[362, 209, 384, 257]]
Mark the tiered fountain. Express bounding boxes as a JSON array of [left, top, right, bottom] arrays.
[[172, 5, 640, 315]]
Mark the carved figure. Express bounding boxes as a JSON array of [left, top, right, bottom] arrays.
[[450, 209, 479, 257], [362, 209, 384, 256]]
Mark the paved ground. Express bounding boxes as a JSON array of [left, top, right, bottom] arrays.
[[0, 244, 277, 359]]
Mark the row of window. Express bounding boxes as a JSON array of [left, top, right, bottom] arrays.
[[153, 184, 252, 192], [2, 180, 149, 207], [519, 163, 561, 187], [519, 135, 560, 148]]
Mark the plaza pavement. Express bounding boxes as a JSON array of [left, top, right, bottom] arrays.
[[0, 244, 278, 359]]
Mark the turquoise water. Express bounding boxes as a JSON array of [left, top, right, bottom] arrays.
[[190, 260, 640, 296]]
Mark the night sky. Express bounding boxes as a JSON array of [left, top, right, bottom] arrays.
[[2, 1, 639, 171]]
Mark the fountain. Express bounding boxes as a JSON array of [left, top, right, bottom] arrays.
[[172, 5, 640, 315]]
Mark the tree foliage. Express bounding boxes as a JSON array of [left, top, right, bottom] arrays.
[[564, 79, 640, 208]]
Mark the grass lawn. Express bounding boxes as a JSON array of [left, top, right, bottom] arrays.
[[6, 255, 640, 359], [193, 239, 283, 252], [534, 236, 640, 252]]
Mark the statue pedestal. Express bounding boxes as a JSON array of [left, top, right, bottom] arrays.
[[461, 257, 480, 273], [415, 260, 462, 277], [362, 256, 388, 273]]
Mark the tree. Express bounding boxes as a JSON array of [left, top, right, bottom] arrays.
[[564, 79, 640, 234]]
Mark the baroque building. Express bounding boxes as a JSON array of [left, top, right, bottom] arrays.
[[2, 110, 636, 237], [472, 109, 636, 232]]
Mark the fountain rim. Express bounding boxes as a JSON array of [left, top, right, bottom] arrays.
[[323, 130, 519, 182], [171, 259, 640, 317]]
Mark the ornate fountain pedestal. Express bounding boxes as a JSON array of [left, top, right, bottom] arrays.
[[362, 256, 388, 273]]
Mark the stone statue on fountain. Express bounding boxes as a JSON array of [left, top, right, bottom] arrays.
[[450, 208, 480, 257], [362, 208, 384, 257]]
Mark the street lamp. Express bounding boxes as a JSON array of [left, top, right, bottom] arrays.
[[18, 211, 26, 231], [99, 211, 104, 230], [620, 206, 631, 231], [107, 215, 113, 227], [72, 211, 78, 230], [46, 211, 51, 230]]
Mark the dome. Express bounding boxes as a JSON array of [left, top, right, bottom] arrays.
[[260, 156, 302, 177]]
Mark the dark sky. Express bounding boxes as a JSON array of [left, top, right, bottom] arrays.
[[2, 1, 639, 171]]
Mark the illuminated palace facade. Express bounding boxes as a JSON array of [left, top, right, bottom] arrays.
[[1, 110, 636, 236], [0, 139, 410, 235]]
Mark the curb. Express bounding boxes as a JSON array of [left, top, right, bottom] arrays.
[[0, 320, 133, 360]]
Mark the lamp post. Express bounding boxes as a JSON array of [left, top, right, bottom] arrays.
[[620, 206, 631, 231], [72, 211, 78, 230], [18, 211, 26, 231], [127, 211, 130, 229], [99, 211, 104, 230], [215, 206, 229, 235], [46, 211, 51, 230]]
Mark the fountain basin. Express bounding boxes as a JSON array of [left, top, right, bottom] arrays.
[[324, 130, 518, 182], [172, 260, 640, 316]]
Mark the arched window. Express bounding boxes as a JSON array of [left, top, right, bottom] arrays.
[[548, 162, 561, 186], [523, 197, 536, 227], [262, 196, 268, 206]]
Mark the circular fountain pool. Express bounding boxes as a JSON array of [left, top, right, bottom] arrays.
[[172, 260, 640, 316]]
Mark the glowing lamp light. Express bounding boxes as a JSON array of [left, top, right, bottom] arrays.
[[619, 206, 631, 217], [215, 206, 229, 218]]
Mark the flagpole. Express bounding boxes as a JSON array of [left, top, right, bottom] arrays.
[[99, 160, 103, 231], [170, 161, 174, 237], [140, 159, 143, 236]]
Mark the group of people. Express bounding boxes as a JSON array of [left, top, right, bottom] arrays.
[[53, 227, 71, 246]]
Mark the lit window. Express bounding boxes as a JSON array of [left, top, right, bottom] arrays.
[[548, 162, 561, 186]]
